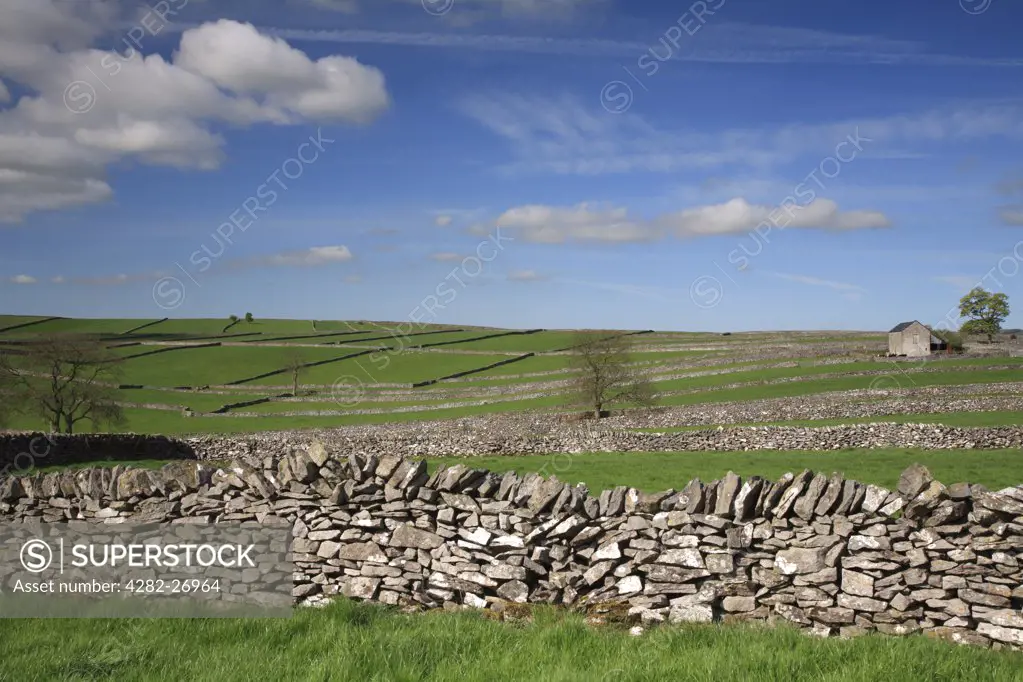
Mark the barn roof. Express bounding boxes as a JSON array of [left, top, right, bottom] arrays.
[[889, 320, 923, 333]]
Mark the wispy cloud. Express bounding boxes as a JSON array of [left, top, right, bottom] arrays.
[[428, 252, 464, 262], [45, 246, 356, 287], [507, 269, 547, 281], [8, 274, 36, 285], [933, 275, 978, 288], [765, 271, 866, 293], [556, 277, 682, 303], [459, 93, 1023, 177], [245, 23, 1023, 68]]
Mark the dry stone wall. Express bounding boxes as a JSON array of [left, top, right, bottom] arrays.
[[3, 421, 1023, 470], [0, 433, 195, 471], [1, 444, 1021, 649]]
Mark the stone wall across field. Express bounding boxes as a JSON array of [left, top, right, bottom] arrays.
[[1, 444, 1021, 648], [0, 433, 196, 471], [4, 421, 1023, 472], [180, 421, 1023, 462]]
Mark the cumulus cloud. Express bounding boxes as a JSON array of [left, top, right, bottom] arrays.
[[0, 4, 390, 222], [490, 197, 890, 244], [9, 274, 37, 284], [434, 214, 453, 227]]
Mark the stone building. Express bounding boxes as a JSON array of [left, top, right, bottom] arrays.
[[888, 320, 944, 356]]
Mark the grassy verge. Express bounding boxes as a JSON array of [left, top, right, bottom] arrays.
[[655, 370, 1023, 406], [0, 599, 1019, 681], [425, 448, 1023, 491]]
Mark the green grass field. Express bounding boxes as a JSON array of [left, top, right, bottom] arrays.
[[0, 599, 1018, 681], [248, 350, 516, 386], [427, 448, 1023, 491], [115, 345, 351, 387], [2, 316, 1022, 437]]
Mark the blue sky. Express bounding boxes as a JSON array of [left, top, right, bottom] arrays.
[[2, 0, 1023, 332]]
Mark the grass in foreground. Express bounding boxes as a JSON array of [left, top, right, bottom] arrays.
[[0, 599, 1019, 682], [426, 448, 1023, 491]]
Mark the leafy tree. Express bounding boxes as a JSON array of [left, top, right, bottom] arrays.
[[566, 333, 654, 419], [244, 312, 254, 323], [228, 314, 239, 323], [0, 335, 126, 434], [958, 287, 1010, 343]]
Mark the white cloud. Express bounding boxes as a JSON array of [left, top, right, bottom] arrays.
[[434, 214, 453, 227], [491, 197, 889, 244], [9, 274, 36, 284], [256, 245, 354, 266], [0, 7, 391, 222], [507, 269, 546, 281], [659, 198, 890, 236], [429, 252, 463, 261], [495, 203, 656, 243], [765, 271, 866, 293], [51, 275, 65, 284], [175, 20, 389, 123]]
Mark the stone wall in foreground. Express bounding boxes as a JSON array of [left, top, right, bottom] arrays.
[[0, 444, 1021, 648]]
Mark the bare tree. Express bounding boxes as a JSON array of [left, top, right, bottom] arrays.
[[0, 335, 126, 434], [283, 352, 306, 396], [566, 333, 654, 419]]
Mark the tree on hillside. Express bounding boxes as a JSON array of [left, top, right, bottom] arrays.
[[244, 312, 254, 323], [283, 352, 306, 396], [229, 314, 239, 324], [566, 333, 654, 419], [958, 287, 1010, 343], [0, 336, 125, 434]]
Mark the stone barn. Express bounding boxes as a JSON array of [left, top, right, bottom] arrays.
[[888, 320, 942, 357]]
